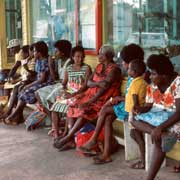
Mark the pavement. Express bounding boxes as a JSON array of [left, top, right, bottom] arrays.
[[0, 123, 179, 180]]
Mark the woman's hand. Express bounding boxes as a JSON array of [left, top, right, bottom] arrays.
[[63, 91, 73, 99], [151, 126, 162, 144]]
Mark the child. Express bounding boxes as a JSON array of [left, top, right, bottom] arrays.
[[125, 59, 147, 122]]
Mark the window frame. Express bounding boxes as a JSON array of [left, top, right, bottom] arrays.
[[75, 0, 102, 55]]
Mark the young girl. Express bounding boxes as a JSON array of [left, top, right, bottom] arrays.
[[49, 46, 92, 139]]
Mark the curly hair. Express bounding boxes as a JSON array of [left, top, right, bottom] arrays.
[[147, 54, 174, 76], [54, 40, 72, 58], [34, 41, 48, 58], [71, 45, 85, 59], [120, 43, 144, 63]]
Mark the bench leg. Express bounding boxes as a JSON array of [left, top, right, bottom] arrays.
[[145, 134, 166, 171], [124, 121, 140, 161]]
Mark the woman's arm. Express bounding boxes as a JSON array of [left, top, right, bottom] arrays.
[[81, 67, 121, 107], [48, 56, 57, 81], [61, 70, 68, 89], [23, 71, 47, 90]]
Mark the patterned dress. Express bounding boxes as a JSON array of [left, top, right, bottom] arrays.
[[67, 63, 121, 121], [135, 75, 180, 140], [18, 59, 53, 104], [50, 63, 90, 113], [36, 58, 71, 109]]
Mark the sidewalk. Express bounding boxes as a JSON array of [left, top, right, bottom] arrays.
[[0, 123, 179, 180]]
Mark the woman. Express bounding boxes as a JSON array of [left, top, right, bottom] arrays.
[[4, 41, 53, 125], [0, 44, 36, 121], [53, 44, 122, 150], [130, 54, 180, 180], [79, 44, 145, 164], [35, 40, 72, 113], [49, 45, 92, 138]]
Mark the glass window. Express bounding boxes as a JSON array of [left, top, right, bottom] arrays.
[[5, 0, 22, 63], [78, 0, 96, 49], [105, 0, 180, 63], [30, 0, 75, 54]]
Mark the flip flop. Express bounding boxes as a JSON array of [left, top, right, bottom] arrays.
[[59, 142, 75, 151], [130, 160, 145, 169], [93, 156, 112, 165], [78, 146, 99, 156]]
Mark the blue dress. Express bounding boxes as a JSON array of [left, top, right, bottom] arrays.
[[18, 59, 53, 104], [113, 76, 133, 120]]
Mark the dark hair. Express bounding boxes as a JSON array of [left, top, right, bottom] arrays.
[[130, 59, 146, 76], [21, 45, 30, 54], [30, 43, 35, 51], [71, 45, 85, 59], [120, 43, 144, 63], [54, 40, 72, 58], [34, 41, 48, 58], [147, 54, 174, 76]]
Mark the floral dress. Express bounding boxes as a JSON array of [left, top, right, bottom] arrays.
[[67, 63, 121, 121], [50, 63, 90, 113], [135, 76, 180, 140], [18, 59, 53, 104]]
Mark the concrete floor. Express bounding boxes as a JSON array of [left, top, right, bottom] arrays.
[[0, 123, 179, 180]]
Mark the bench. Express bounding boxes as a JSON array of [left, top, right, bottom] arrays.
[[114, 121, 167, 171]]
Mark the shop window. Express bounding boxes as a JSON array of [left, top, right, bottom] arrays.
[[105, 0, 180, 63], [5, 0, 22, 63], [30, 0, 102, 55], [30, 0, 75, 54]]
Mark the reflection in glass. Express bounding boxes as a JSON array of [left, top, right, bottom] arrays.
[[5, 0, 22, 63], [79, 0, 96, 49], [30, 0, 75, 54]]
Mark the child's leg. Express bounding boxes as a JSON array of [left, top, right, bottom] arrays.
[[130, 129, 145, 168]]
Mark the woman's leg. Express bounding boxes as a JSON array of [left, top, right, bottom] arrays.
[[54, 117, 87, 149], [147, 140, 166, 180], [81, 104, 115, 149], [51, 112, 60, 138], [93, 114, 115, 164], [1, 84, 19, 119], [5, 99, 26, 124]]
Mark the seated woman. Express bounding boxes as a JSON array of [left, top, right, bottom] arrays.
[[49, 45, 92, 138], [35, 40, 72, 113], [4, 41, 53, 125], [130, 54, 180, 180], [53, 44, 122, 150], [0, 44, 36, 121], [78, 44, 145, 163]]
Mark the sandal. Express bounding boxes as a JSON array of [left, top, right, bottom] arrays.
[[93, 156, 112, 165], [78, 146, 99, 156], [130, 160, 145, 169], [59, 141, 76, 151]]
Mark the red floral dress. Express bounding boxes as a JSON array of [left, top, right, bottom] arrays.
[[67, 63, 121, 120], [145, 76, 180, 139]]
